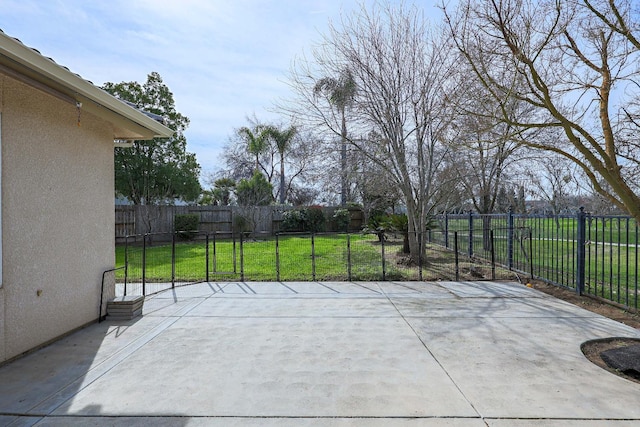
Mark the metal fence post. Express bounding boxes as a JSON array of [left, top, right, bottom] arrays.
[[171, 232, 176, 289], [418, 232, 423, 281], [444, 213, 449, 248], [347, 233, 352, 281], [276, 233, 280, 281], [528, 229, 534, 281], [454, 231, 460, 281], [232, 233, 237, 274], [507, 207, 514, 269], [142, 233, 147, 297], [468, 211, 473, 258], [381, 235, 386, 281], [576, 207, 587, 295], [311, 233, 316, 281], [490, 230, 496, 280], [205, 233, 210, 282], [212, 232, 217, 273], [124, 235, 129, 296], [240, 232, 245, 281]]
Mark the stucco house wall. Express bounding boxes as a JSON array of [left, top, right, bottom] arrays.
[[0, 74, 115, 361], [0, 30, 173, 364]]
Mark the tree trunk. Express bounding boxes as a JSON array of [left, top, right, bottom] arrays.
[[340, 111, 347, 206], [482, 215, 492, 252], [402, 231, 410, 254], [279, 152, 286, 204], [405, 199, 422, 263]]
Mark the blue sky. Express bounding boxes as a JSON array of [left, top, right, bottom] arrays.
[[1, 0, 442, 179]]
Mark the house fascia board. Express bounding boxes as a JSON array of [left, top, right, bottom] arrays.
[[0, 31, 174, 140]]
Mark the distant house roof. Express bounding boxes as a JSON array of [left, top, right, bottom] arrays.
[[0, 29, 173, 141]]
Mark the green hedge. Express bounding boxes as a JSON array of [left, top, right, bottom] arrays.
[[174, 213, 199, 239], [281, 206, 326, 232]]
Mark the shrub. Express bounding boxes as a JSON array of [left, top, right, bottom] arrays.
[[387, 213, 408, 232], [387, 213, 409, 254], [306, 206, 326, 232], [174, 214, 199, 239], [281, 206, 326, 233], [236, 171, 273, 206], [233, 214, 251, 235], [281, 209, 306, 232], [364, 213, 389, 242], [332, 208, 351, 231]]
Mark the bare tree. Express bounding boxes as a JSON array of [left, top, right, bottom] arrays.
[[446, 79, 527, 215], [350, 143, 402, 221], [444, 0, 640, 221], [524, 153, 581, 222], [284, 2, 457, 261]]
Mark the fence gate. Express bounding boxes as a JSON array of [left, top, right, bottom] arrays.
[[208, 232, 238, 280]]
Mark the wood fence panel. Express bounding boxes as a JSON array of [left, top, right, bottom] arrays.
[[115, 205, 363, 236], [115, 206, 135, 237]]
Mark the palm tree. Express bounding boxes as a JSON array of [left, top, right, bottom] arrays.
[[238, 125, 271, 172], [313, 68, 357, 206], [266, 125, 297, 204]]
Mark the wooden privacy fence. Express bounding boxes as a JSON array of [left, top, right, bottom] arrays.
[[115, 205, 364, 241]]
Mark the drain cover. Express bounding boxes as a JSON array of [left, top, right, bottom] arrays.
[[600, 344, 640, 379]]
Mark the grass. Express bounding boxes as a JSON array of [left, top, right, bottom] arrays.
[[445, 215, 639, 244], [446, 218, 640, 306], [116, 225, 639, 309], [116, 233, 514, 283], [117, 234, 386, 282]]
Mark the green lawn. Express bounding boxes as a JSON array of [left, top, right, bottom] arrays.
[[117, 234, 387, 282], [116, 227, 639, 309], [116, 233, 515, 283], [444, 215, 638, 244]]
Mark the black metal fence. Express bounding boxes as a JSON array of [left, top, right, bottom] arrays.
[[111, 230, 520, 297], [104, 209, 639, 312], [440, 209, 639, 311]]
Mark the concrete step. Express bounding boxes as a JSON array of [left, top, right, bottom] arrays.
[[107, 295, 144, 320]]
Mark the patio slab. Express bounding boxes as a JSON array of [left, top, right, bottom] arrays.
[[409, 315, 640, 419], [184, 297, 401, 318], [12, 416, 489, 426], [391, 293, 611, 318], [52, 316, 477, 418], [0, 281, 638, 426]]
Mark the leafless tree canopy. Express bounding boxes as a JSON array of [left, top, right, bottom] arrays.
[[444, 0, 640, 221], [207, 0, 640, 225], [282, 3, 459, 260]]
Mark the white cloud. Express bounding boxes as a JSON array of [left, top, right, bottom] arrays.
[[1, 0, 441, 178]]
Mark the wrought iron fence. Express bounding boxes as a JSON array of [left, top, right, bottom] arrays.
[[113, 230, 520, 297], [440, 209, 639, 311], [107, 209, 639, 312], [99, 266, 124, 321]]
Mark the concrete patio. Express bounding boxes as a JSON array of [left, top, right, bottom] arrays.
[[1, 280, 639, 426]]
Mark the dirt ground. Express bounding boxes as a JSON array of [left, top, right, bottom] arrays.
[[528, 280, 640, 329], [528, 280, 640, 384]]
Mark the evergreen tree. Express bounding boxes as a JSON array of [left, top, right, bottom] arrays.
[[103, 72, 201, 205]]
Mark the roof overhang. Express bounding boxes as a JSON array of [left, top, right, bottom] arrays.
[[0, 30, 174, 141]]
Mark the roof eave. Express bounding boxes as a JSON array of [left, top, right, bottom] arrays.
[[0, 31, 174, 140]]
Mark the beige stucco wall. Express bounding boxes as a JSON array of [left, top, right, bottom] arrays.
[[1, 75, 4, 362], [1, 74, 115, 362], [0, 288, 5, 362]]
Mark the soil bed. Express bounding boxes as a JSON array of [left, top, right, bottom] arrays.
[[529, 281, 640, 329], [580, 338, 640, 384]]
